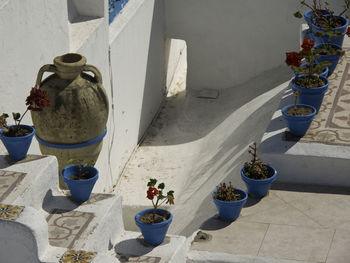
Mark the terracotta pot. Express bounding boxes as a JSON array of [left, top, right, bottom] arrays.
[[31, 53, 109, 189]]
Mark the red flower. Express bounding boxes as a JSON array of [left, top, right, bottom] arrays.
[[285, 52, 303, 67], [301, 39, 314, 52], [146, 187, 159, 200], [347, 27, 350, 37], [26, 87, 50, 111]]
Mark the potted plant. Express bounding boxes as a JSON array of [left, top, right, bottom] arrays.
[[294, 0, 329, 23], [282, 91, 317, 136], [241, 142, 277, 198], [61, 160, 98, 203], [286, 39, 330, 112], [0, 87, 50, 161], [311, 1, 349, 47], [314, 40, 345, 76], [295, 0, 350, 46], [294, 0, 330, 39], [212, 182, 247, 221], [135, 178, 174, 246]]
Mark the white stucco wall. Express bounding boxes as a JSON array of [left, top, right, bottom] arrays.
[[164, 0, 340, 90], [0, 0, 69, 121], [103, 0, 166, 191], [0, 0, 167, 192], [165, 39, 186, 89], [1, 0, 346, 193]]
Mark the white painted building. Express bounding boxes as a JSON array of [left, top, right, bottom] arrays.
[[0, 0, 344, 191]]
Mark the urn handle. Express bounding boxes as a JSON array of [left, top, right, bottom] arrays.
[[35, 64, 56, 88], [82, 64, 103, 84]]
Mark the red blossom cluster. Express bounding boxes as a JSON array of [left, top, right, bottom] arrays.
[[147, 187, 159, 200], [301, 39, 314, 53], [285, 52, 303, 67], [25, 87, 50, 111], [285, 39, 316, 68]]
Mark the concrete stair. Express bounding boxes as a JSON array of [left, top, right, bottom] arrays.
[[0, 144, 187, 262], [259, 79, 350, 187]]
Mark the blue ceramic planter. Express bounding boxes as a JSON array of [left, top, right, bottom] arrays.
[[281, 104, 317, 136], [212, 189, 247, 221], [291, 76, 329, 112], [135, 208, 172, 246], [311, 16, 348, 47], [304, 10, 329, 24], [62, 165, 98, 202], [314, 43, 342, 76], [0, 125, 35, 161], [293, 63, 328, 79], [241, 165, 277, 198]]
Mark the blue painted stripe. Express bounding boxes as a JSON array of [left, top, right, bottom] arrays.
[[109, 0, 129, 24], [35, 128, 107, 149]]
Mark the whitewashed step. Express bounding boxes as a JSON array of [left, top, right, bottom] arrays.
[[0, 204, 119, 263], [111, 231, 187, 263], [258, 82, 350, 187], [42, 190, 124, 252], [0, 154, 58, 209]]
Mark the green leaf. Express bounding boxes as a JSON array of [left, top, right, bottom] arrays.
[[293, 11, 303, 18], [314, 31, 323, 37], [12, 112, 20, 120], [158, 183, 165, 190], [147, 178, 157, 187]]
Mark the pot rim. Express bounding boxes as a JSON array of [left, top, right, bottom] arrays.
[[135, 208, 173, 226], [312, 15, 348, 30], [0, 125, 35, 139], [292, 75, 329, 91], [54, 53, 87, 68], [281, 104, 317, 118], [241, 164, 277, 183], [62, 164, 99, 183], [212, 188, 247, 204]]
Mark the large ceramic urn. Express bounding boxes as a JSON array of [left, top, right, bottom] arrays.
[[31, 53, 109, 189]]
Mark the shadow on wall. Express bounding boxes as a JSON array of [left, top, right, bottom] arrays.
[[142, 66, 292, 146], [137, 0, 166, 143]]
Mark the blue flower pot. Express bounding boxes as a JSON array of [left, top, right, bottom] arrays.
[[314, 43, 342, 76], [62, 165, 98, 202], [304, 10, 329, 24], [282, 104, 317, 136], [311, 16, 348, 47], [293, 63, 328, 79], [291, 76, 329, 112], [241, 165, 277, 198], [0, 125, 35, 161], [212, 189, 247, 221], [135, 208, 173, 246]]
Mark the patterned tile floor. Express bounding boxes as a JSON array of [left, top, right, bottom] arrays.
[[0, 203, 24, 220], [0, 170, 26, 202], [299, 40, 350, 146], [45, 194, 113, 249], [59, 249, 96, 263], [46, 209, 94, 248]]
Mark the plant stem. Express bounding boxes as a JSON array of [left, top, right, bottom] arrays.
[[16, 108, 29, 130]]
